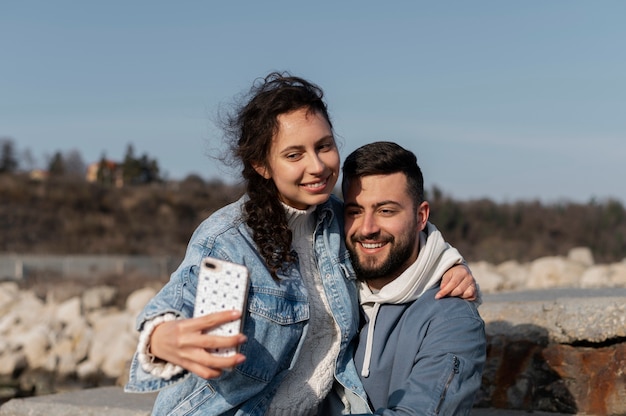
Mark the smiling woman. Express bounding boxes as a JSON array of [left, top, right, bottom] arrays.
[[124, 72, 372, 416]]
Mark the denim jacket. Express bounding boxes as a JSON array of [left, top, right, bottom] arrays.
[[125, 195, 371, 416]]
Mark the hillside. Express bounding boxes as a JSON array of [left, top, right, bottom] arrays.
[[0, 174, 242, 260], [1, 174, 625, 264]]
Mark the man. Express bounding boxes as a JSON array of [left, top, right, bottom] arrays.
[[342, 141, 486, 415]]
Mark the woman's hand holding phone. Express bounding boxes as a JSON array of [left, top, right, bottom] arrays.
[[149, 311, 247, 380]]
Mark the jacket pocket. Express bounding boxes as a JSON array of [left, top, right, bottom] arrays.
[[433, 354, 460, 415], [236, 286, 309, 382], [162, 384, 216, 416]]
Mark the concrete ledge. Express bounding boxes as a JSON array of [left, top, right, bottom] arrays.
[[481, 287, 626, 343], [0, 387, 157, 416], [0, 386, 575, 416]]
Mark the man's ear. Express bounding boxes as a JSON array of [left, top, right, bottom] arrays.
[[417, 201, 430, 231], [252, 163, 271, 179]]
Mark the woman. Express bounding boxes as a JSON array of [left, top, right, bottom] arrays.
[[125, 72, 476, 415]]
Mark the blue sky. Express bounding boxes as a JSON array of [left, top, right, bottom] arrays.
[[2, 1, 625, 204]]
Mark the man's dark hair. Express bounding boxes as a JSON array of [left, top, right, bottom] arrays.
[[342, 141, 424, 205]]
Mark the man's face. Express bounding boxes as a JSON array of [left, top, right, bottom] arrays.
[[344, 172, 429, 289]]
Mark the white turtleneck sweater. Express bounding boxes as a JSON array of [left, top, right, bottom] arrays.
[[267, 203, 341, 416]]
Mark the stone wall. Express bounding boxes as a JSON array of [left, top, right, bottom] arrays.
[[1, 247, 625, 414], [478, 288, 626, 415], [472, 247, 626, 415]]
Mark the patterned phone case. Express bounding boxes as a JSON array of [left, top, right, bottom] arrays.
[[194, 257, 249, 357]]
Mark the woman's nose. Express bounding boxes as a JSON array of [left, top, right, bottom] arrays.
[[308, 153, 326, 174]]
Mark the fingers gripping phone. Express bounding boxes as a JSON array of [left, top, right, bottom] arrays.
[[193, 257, 249, 358]]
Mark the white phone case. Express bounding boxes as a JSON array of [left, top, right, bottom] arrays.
[[194, 257, 249, 358]]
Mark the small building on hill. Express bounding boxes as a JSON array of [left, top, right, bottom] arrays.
[[86, 159, 124, 187]]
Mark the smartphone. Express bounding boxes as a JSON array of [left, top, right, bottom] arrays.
[[193, 257, 249, 358]]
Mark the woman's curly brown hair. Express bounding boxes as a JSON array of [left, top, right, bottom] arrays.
[[221, 72, 333, 279]]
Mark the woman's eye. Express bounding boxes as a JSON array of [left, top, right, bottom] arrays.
[[319, 142, 334, 151]]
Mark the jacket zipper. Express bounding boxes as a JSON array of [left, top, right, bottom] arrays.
[[434, 355, 460, 415]]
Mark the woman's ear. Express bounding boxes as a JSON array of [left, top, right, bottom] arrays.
[[253, 163, 271, 179]]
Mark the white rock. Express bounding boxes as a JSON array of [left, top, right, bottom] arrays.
[[0, 281, 19, 311], [100, 330, 137, 378], [125, 287, 157, 318], [469, 261, 504, 293], [495, 260, 529, 291], [55, 296, 82, 326], [0, 351, 26, 376], [568, 246, 595, 267], [12, 291, 47, 330], [580, 265, 611, 288], [17, 324, 51, 369], [52, 339, 78, 376], [41, 353, 57, 372], [82, 285, 118, 312], [0, 311, 19, 336], [526, 256, 586, 289], [89, 311, 136, 378], [61, 317, 93, 363], [76, 360, 99, 380], [608, 262, 626, 286]]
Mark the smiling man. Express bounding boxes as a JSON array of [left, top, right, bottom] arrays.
[[341, 141, 486, 415]]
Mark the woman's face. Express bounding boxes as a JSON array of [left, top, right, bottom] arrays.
[[256, 107, 340, 210]]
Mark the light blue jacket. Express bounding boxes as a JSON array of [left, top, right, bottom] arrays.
[[125, 195, 371, 416], [353, 285, 486, 415]]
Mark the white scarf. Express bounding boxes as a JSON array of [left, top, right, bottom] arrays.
[[358, 222, 464, 377]]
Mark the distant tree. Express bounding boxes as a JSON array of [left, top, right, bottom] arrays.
[[122, 144, 142, 184], [20, 147, 37, 172], [0, 138, 19, 174], [121, 144, 161, 184], [48, 151, 66, 176], [138, 153, 160, 183], [64, 149, 86, 178]]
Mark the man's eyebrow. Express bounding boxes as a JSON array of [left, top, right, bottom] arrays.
[[375, 200, 401, 208], [344, 200, 402, 209]]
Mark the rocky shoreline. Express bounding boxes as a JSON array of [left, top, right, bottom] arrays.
[[0, 275, 162, 405], [1, 247, 625, 414]]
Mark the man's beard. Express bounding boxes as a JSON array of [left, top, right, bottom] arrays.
[[349, 233, 415, 283]]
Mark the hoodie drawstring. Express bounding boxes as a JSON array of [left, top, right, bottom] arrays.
[[360, 302, 380, 378]]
